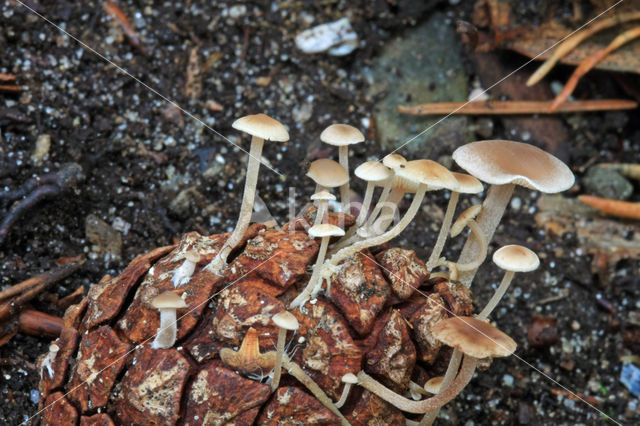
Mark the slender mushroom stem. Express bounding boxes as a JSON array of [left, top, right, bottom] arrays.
[[335, 383, 353, 408], [356, 355, 478, 414], [361, 177, 393, 235], [282, 354, 351, 425], [324, 186, 427, 273], [368, 188, 405, 236], [208, 136, 265, 274], [477, 270, 515, 319], [454, 220, 487, 272], [419, 349, 463, 425], [331, 181, 374, 251], [289, 236, 330, 308], [338, 145, 351, 213], [314, 200, 329, 226], [426, 192, 460, 270], [271, 327, 288, 391], [456, 183, 514, 287], [152, 308, 177, 349]]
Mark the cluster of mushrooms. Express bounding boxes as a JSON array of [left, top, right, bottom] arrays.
[[145, 113, 574, 425]]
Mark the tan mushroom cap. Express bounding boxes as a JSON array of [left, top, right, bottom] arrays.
[[395, 159, 458, 190], [423, 376, 443, 394], [452, 172, 483, 194], [320, 124, 365, 146], [355, 161, 391, 183], [232, 113, 289, 142], [450, 204, 482, 237], [452, 140, 574, 193], [308, 223, 345, 238], [272, 311, 300, 331], [183, 251, 201, 263], [432, 316, 516, 359], [310, 190, 336, 201], [49, 344, 60, 353], [151, 291, 187, 309], [492, 245, 540, 272], [342, 373, 358, 384], [382, 153, 407, 169], [307, 158, 349, 188]]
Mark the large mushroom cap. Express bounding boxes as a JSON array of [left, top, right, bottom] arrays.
[[151, 291, 187, 309], [308, 223, 345, 238], [320, 124, 365, 146], [272, 311, 299, 331], [307, 158, 349, 188], [432, 316, 516, 358], [232, 113, 290, 142], [452, 140, 574, 193], [395, 159, 458, 190], [382, 153, 407, 169], [355, 161, 391, 183], [493, 245, 540, 272]]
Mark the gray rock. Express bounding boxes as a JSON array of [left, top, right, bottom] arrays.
[[583, 166, 633, 201], [85, 214, 122, 261], [364, 12, 469, 157]]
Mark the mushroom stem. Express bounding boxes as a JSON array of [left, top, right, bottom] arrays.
[[335, 383, 352, 408], [289, 236, 330, 308], [271, 327, 288, 391], [419, 349, 463, 425], [314, 200, 329, 226], [325, 186, 426, 272], [208, 136, 265, 274], [152, 308, 177, 349], [368, 188, 405, 236], [362, 177, 393, 235], [356, 355, 478, 414], [477, 270, 515, 320], [355, 182, 375, 227], [426, 191, 460, 270], [338, 145, 351, 213], [282, 354, 351, 425], [456, 183, 514, 286], [454, 220, 487, 272]]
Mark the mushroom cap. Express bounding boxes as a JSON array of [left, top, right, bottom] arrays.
[[320, 124, 365, 146], [342, 373, 358, 384], [354, 161, 391, 183], [450, 204, 482, 237], [307, 158, 349, 188], [49, 344, 60, 353], [492, 244, 540, 272], [308, 223, 345, 238], [451, 172, 483, 194], [151, 291, 187, 309], [382, 153, 407, 169], [395, 159, 458, 190], [272, 311, 300, 331], [183, 250, 201, 263], [232, 113, 289, 142], [452, 140, 574, 193], [432, 316, 517, 358], [423, 376, 443, 394], [310, 190, 336, 201]]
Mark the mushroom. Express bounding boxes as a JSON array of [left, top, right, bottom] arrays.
[[423, 376, 443, 394], [324, 160, 457, 274], [41, 343, 59, 379], [289, 223, 345, 308], [171, 250, 200, 288], [320, 124, 365, 213], [452, 140, 574, 286], [356, 316, 516, 414], [271, 311, 300, 391], [219, 327, 276, 376], [448, 204, 486, 272], [426, 172, 483, 270], [335, 373, 358, 408], [310, 190, 336, 226], [306, 158, 350, 198], [207, 114, 289, 275], [151, 291, 187, 349], [477, 244, 539, 319]]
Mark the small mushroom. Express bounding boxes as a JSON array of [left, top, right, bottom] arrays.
[[306, 158, 350, 197], [171, 250, 200, 288], [41, 343, 59, 379], [219, 327, 276, 375], [477, 244, 539, 319], [335, 372, 358, 408], [356, 316, 516, 414], [448, 204, 486, 272], [271, 311, 300, 391], [310, 190, 336, 226], [290, 223, 345, 308], [320, 124, 365, 213], [208, 114, 289, 275], [423, 376, 443, 394], [452, 140, 574, 286], [150, 291, 187, 349], [360, 154, 406, 236], [426, 172, 483, 270]]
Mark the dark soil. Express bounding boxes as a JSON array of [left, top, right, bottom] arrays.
[[1, 1, 639, 425]]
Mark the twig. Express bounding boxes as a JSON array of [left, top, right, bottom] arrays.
[[550, 25, 640, 112], [397, 99, 637, 115], [527, 11, 640, 86], [530, 288, 569, 307], [18, 309, 63, 338], [103, 0, 146, 54], [578, 195, 640, 220]]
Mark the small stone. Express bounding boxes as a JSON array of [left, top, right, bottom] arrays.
[[502, 374, 514, 387], [571, 320, 580, 331], [85, 215, 122, 261], [32, 134, 51, 166], [583, 166, 633, 201]]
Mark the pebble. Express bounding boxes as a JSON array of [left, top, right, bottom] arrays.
[[502, 374, 514, 387], [571, 320, 580, 331], [31, 134, 51, 166], [30, 389, 40, 404], [583, 166, 632, 200]]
